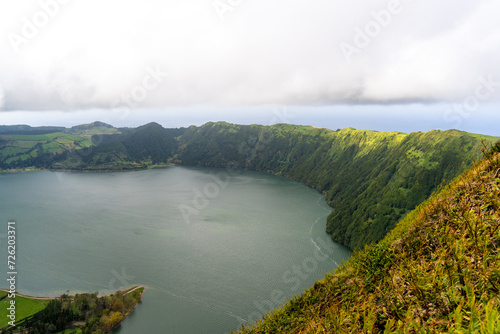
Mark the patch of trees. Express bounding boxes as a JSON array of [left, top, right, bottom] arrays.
[[6, 288, 143, 334]]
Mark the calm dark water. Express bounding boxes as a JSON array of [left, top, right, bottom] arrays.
[[0, 167, 350, 333]]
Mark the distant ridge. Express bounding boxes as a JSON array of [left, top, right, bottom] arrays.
[[0, 124, 66, 135]]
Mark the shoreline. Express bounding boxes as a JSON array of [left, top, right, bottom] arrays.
[[0, 285, 147, 300], [0, 165, 174, 174]]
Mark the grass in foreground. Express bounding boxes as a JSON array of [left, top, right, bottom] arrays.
[[236, 147, 500, 333], [0, 291, 50, 329]]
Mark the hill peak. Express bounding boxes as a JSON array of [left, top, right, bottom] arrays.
[[73, 121, 113, 128], [135, 122, 165, 131]]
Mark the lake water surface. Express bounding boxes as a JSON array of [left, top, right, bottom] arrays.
[[0, 167, 351, 333]]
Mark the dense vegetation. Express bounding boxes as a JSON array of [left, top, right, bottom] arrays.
[[177, 122, 493, 250], [234, 146, 500, 333], [0, 121, 496, 251], [0, 287, 144, 334]]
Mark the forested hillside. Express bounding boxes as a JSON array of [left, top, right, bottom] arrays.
[[177, 122, 492, 250]]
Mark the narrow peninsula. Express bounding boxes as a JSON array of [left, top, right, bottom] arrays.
[[0, 286, 145, 334]]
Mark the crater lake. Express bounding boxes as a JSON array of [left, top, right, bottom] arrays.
[[0, 167, 351, 333]]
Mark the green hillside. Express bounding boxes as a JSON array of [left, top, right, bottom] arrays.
[[0, 121, 497, 251], [50, 122, 179, 170], [0, 122, 119, 170], [177, 122, 496, 250], [235, 145, 500, 333], [0, 132, 94, 168]]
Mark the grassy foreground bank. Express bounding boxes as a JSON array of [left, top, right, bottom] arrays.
[[0, 291, 50, 329], [235, 147, 500, 333]]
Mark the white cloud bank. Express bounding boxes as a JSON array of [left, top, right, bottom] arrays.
[[0, 0, 499, 111]]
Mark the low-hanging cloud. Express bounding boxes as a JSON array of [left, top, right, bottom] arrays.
[[0, 0, 499, 111]]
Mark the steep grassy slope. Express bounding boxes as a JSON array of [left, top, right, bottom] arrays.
[[235, 147, 500, 333], [178, 122, 495, 250]]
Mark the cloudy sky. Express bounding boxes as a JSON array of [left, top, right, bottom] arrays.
[[0, 0, 499, 134]]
